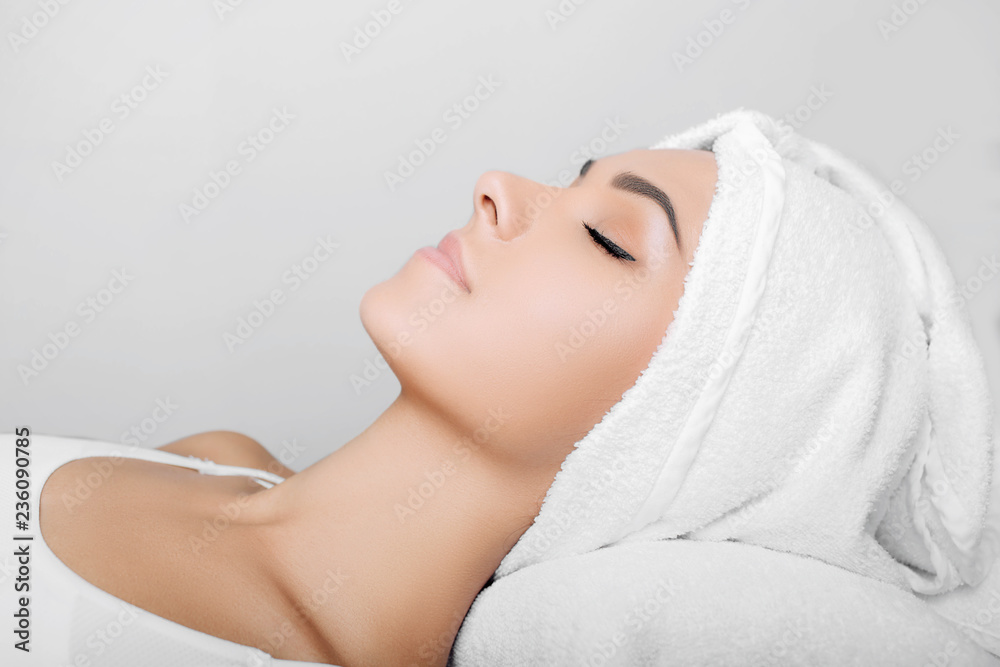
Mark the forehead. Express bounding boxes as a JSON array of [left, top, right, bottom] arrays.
[[594, 148, 717, 188]]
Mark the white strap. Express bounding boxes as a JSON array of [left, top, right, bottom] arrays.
[[110, 445, 287, 489]]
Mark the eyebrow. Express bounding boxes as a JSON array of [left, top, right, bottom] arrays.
[[578, 158, 681, 252]]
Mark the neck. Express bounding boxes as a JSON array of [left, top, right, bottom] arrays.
[[247, 391, 552, 666]]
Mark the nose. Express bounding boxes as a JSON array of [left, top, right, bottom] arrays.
[[472, 170, 555, 242]]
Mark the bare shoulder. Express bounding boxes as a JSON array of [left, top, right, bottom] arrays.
[[157, 430, 296, 478]]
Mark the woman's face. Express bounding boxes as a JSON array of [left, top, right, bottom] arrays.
[[361, 148, 717, 474]]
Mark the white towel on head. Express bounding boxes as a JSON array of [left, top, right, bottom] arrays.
[[494, 108, 997, 600]]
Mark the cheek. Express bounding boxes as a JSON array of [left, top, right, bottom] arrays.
[[451, 256, 667, 457], [479, 251, 611, 362]]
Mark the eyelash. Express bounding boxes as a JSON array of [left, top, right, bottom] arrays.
[[582, 222, 635, 262]]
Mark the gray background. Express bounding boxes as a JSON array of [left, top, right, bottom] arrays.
[[1, 0, 997, 473]]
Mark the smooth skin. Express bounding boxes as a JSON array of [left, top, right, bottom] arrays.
[[39, 147, 717, 666]]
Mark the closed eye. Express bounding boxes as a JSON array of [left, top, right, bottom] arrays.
[[582, 222, 635, 262]]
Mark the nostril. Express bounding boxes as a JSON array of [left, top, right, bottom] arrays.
[[484, 195, 498, 226]]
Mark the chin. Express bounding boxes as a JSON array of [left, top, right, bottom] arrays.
[[358, 260, 434, 369], [360, 269, 475, 411], [359, 278, 402, 364]]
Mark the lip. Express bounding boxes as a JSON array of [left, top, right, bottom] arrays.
[[417, 231, 470, 292]]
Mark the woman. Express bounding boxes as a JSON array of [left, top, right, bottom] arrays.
[[25, 108, 998, 666], [32, 144, 718, 666]]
